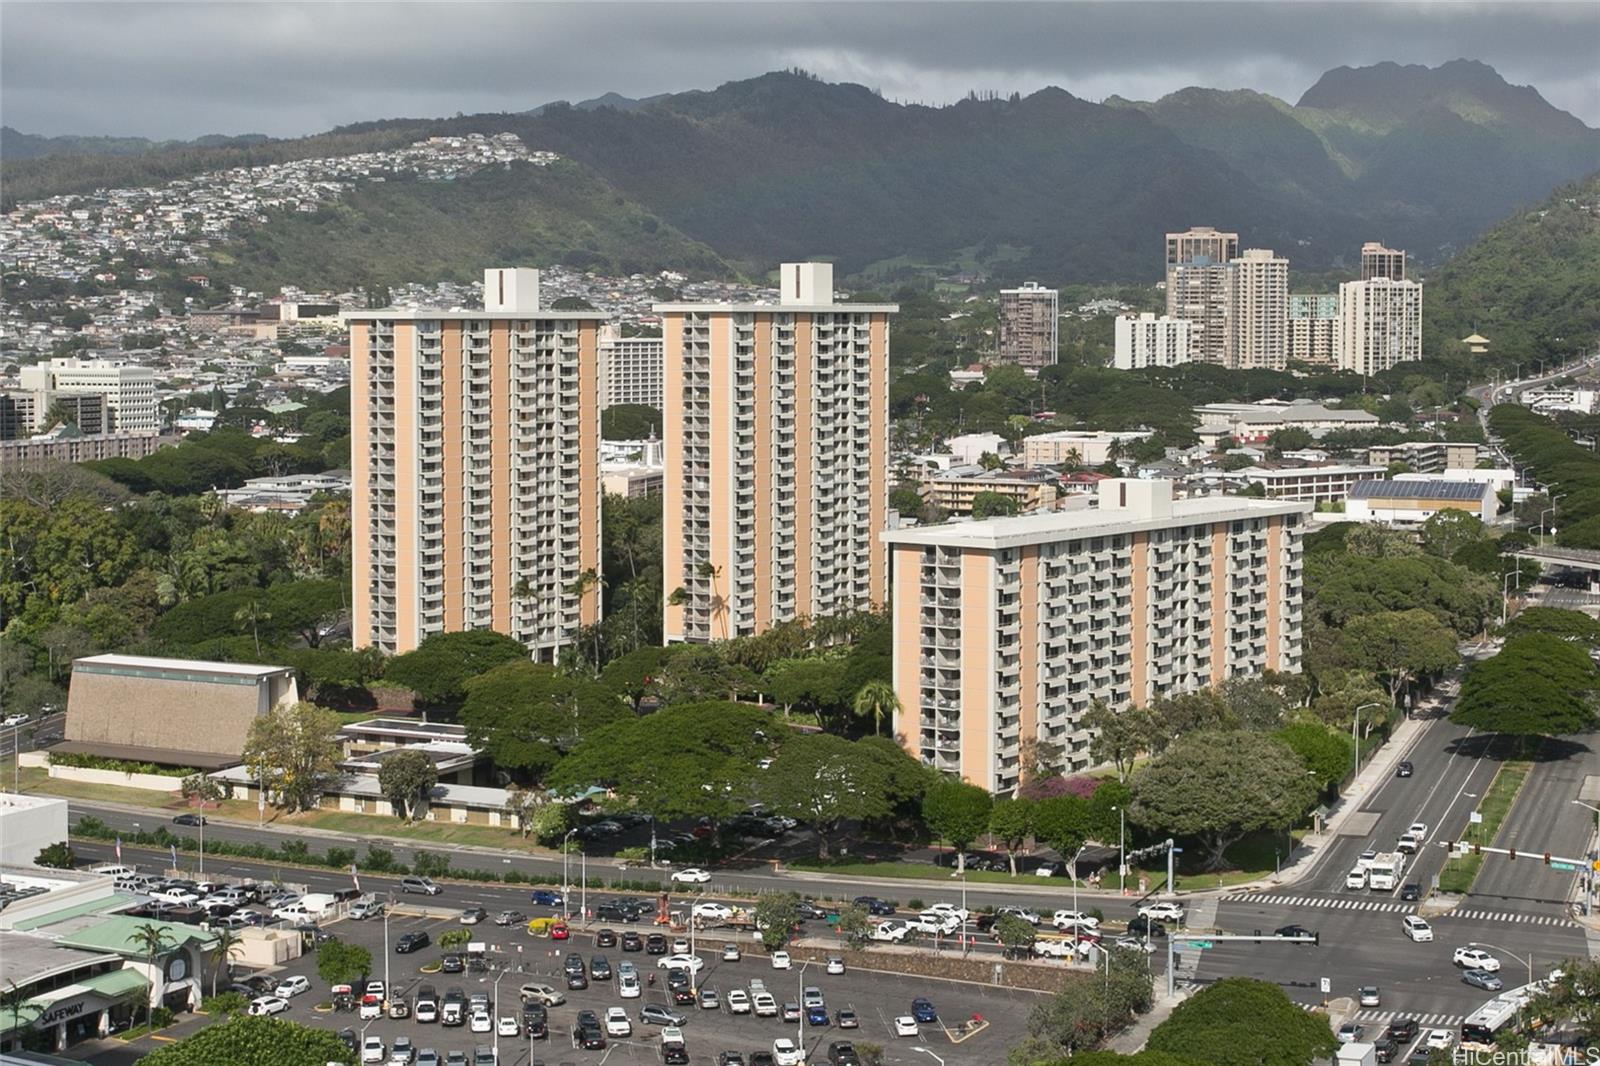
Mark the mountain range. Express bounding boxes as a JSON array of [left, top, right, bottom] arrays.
[[3, 60, 1596, 286]]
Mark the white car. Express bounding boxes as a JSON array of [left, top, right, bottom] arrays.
[[605, 1006, 632, 1037], [825, 956, 845, 975], [365, 981, 386, 999], [248, 995, 289, 1016], [722, 943, 742, 961], [619, 971, 641, 998], [1426, 1029, 1453, 1050], [1052, 910, 1099, 930], [274, 976, 310, 998], [1138, 902, 1186, 923], [658, 953, 704, 973], [469, 1010, 491, 1033], [894, 1015, 920, 1037], [1345, 867, 1368, 890], [772, 1038, 804, 1065], [1409, 822, 1429, 839], [727, 989, 753, 1014], [1402, 916, 1433, 942], [2, 713, 29, 727], [671, 868, 712, 883], [361, 1035, 385, 1063], [752, 992, 779, 1017], [497, 1015, 519, 1037], [996, 906, 1041, 925], [693, 901, 734, 920], [925, 902, 969, 921], [770, 950, 792, 969], [1453, 947, 1501, 972]]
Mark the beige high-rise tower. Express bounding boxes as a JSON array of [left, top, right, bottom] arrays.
[[1165, 227, 1239, 365], [1360, 241, 1407, 281], [656, 263, 896, 643], [345, 268, 604, 656], [1226, 249, 1289, 370]]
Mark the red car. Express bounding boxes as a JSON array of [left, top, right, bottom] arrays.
[[551, 920, 570, 941]]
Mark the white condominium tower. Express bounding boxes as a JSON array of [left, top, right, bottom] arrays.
[[884, 479, 1307, 793], [655, 263, 895, 643], [1289, 294, 1340, 366], [1337, 277, 1423, 376], [1226, 249, 1289, 371], [598, 324, 665, 410], [16, 357, 159, 434], [344, 268, 604, 657], [1165, 227, 1239, 365], [1113, 313, 1192, 370], [997, 282, 1059, 369]]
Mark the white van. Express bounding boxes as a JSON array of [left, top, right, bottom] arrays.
[[91, 864, 138, 879], [297, 893, 339, 918]]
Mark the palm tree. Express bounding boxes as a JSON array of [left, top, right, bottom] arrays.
[[1, 979, 26, 1033], [233, 599, 271, 658], [128, 922, 175, 1032], [207, 927, 245, 998], [696, 560, 728, 640], [566, 568, 605, 671], [852, 680, 900, 737]]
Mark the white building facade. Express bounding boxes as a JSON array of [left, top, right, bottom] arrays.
[[598, 326, 665, 410], [16, 358, 158, 434], [1337, 278, 1423, 375], [1114, 313, 1192, 370]]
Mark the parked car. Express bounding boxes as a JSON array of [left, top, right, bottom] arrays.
[[837, 1008, 860, 1029], [361, 1035, 385, 1063], [911, 997, 938, 1023], [459, 907, 486, 925], [595, 928, 617, 947], [639, 1003, 688, 1026], [248, 995, 289, 1016], [894, 1016, 920, 1037], [727, 989, 752, 1014], [722, 942, 742, 961], [622, 931, 644, 952], [493, 910, 525, 926]]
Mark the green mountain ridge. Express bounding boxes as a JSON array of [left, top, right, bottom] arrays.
[[4, 61, 1596, 285]]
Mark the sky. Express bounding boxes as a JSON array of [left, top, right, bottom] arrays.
[[2, 2, 1597, 140]]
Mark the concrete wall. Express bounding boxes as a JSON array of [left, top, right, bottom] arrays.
[[0, 794, 69, 866], [46, 764, 183, 792], [65, 669, 276, 760]]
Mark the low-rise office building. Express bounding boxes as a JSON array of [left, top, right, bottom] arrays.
[[885, 479, 1306, 792], [1234, 464, 1387, 504], [1366, 441, 1480, 473], [1021, 429, 1152, 469], [1194, 402, 1379, 444], [1345, 479, 1496, 525]]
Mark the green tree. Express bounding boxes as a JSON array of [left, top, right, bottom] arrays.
[[502, 785, 545, 839], [1504, 606, 1600, 645], [384, 629, 528, 706], [921, 779, 993, 873], [754, 892, 800, 951], [459, 660, 628, 781], [1086, 700, 1153, 780], [1273, 721, 1355, 793], [993, 913, 1037, 953], [314, 939, 373, 986], [600, 645, 671, 711], [764, 657, 844, 726], [1419, 509, 1486, 558], [1341, 608, 1460, 703], [971, 490, 1019, 519], [1146, 978, 1337, 1066], [1033, 794, 1092, 877], [34, 842, 74, 868], [851, 679, 899, 737], [207, 927, 246, 998], [1451, 632, 1600, 738], [137, 1015, 351, 1066], [232, 598, 272, 658], [988, 797, 1036, 876], [758, 733, 913, 858], [377, 748, 438, 822], [128, 922, 175, 1032], [600, 403, 662, 441], [241, 701, 342, 814], [1520, 957, 1600, 1045], [1020, 947, 1156, 1059], [1130, 731, 1318, 870], [834, 904, 873, 949]]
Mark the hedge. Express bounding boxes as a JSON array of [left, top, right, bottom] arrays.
[[49, 752, 199, 777]]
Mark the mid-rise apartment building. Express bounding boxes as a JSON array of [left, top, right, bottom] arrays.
[[598, 325, 665, 410], [656, 263, 894, 643], [1233, 463, 1387, 503], [1113, 313, 1192, 370], [1226, 249, 1289, 370], [1360, 241, 1407, 281], [16, 357, 158, 434], [922, 466, 1059, 516], [344, 268, 604, 656], [1165, 227, 1239, 365], [1337, 277, 1423, 375], [885, 479, 1306, 792], [1367, 441, 1480, 473], [997, 283, 1059, 369], [1021, 430, 1152, 469], [1289, 294, 1340, 366]]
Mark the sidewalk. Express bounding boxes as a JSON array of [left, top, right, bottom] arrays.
[[1105, 988, 1189, 1053]]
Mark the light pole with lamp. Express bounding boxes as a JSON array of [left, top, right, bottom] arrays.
[[382, 889, 392, 1009], [1574, 800, 1600, 914], [1352, 702, 1386, 778], [1540, 504, 1560, 547], [1501, 569, 1521, 628], [1111, 805, 1127, 894], [561, 829, 578, 921], [910, 1046, 946, 1066], [795, 959, 809, 1062], [1466, 941, 1534, 987], [490, 963, 515, 1060]]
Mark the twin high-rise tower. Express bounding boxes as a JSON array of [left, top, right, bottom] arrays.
[[348, 264, 894, 656]]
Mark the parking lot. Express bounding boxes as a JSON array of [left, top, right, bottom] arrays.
[[251, 903, 1041, 1065]]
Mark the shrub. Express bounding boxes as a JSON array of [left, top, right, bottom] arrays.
[[49, 751, 197, 777]]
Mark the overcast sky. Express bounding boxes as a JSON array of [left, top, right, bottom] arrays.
[[3, 2, 1597, 139]]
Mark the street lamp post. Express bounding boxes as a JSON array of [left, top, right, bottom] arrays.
[[1468, 941, 1534, 987], [490, 964, 514, 1060], [1501, 570, 1521, 628], [795, 960, 808, 1062], [561, 830, 577, 921], [1111, 805, 1127, 894], [1352, 702, 1385, 778], [1540, 505, 1560, 547], [911, 1046, 946, 1066]]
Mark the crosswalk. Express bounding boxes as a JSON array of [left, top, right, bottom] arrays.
[[1352, 1009, 1464, 1028], [1222, 892, 1416, 914], [1221, 893, 1576, 927]]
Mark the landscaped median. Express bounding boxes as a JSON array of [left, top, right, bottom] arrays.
[[1437, 754, 1534, 894]]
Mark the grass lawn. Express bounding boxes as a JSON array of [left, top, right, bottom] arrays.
[[1437, 758, 1533, 894], [5, 764, 188, 808], [282, 809, 539, 853]]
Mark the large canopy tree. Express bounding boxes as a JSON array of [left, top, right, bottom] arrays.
[[384, 629, 528, 706], [1129, 730, 1318, 870], [459, 661, 629, 782], [1451, 632, 1600, 738], [756, 732, 920, 858], [1146, 978, 1337, 1066]]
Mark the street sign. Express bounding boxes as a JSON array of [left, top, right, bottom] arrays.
[[1320, 977, 1331, 995], [1179, 940, 1213, 949], [1470, 811, 1484, 824], [1551, 862, 1577, 872]]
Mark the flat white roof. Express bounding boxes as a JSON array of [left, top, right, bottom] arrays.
[[72, 653, 292, 679], [341, 309, 608, 321], [652, 302, 898, 314], [1235, 464, 1386, 478], [882, 496, 1308, 550]]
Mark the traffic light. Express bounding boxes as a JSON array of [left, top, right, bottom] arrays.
[[1509, 849, 1517, 862], [1473, 843, 1482, 855], [1544, 853, 1552, 866]]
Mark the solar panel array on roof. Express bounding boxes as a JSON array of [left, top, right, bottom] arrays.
[[1347, 479, 1486, 501]]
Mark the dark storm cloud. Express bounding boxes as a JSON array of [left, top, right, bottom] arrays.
[[2, 2, 1596, 139]]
